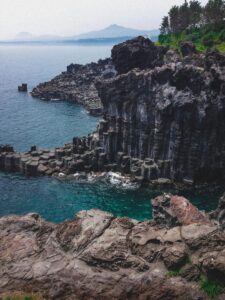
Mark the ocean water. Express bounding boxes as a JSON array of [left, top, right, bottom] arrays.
[[0, 44, 221, 223], [0, 44, 109, 151]]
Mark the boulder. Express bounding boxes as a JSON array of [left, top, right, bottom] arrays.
[[111, 36, 165, 74], [151, 194, 211, 228], [180, 41, 196, 57]]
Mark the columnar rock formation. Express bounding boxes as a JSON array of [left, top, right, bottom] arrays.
[[31, 58, 116, 115], [0, 194, 224, 299], [1, 37, 225, 185], [95, 42, 225, 184]]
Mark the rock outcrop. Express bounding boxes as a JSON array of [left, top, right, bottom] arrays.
[[152, 194, 211, 227], [0, 195, 224, 299], [111, 36, 166, 74], [31, 58, 116, 116], [2, 37, 225, 186], [180, 41, 196, 57]]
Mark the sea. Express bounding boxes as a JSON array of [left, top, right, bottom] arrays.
[[0, 43, 221, 222]]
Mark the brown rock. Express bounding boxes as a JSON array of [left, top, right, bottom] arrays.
[[151, 194, 211, 227], [0, 208, 217, 299]]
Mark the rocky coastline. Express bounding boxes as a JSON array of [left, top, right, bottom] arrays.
[[2, 37, 225, 186], [1, 36, 225, 299], [31, 58, 116, 116], [0, 193, 224, 299]]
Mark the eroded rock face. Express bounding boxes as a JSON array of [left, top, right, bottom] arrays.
[[31, 58, 116, 116], [111, 36, 166, 74], [96, 51, 225, 184], [151, 194, 211, 228], [0, 197, 224, 299], [9, 38, 221, 185]]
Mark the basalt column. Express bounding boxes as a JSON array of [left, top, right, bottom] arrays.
[[96, 50, 225, 183]]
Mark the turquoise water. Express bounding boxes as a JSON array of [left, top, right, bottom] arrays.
[[0, 172, 221, 223], [0, 44, 221, 222]]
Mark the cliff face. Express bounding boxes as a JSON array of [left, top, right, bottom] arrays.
[[0, 194, 224, 299], [1, 37, 225, 185], [95, 42, 225, 183]]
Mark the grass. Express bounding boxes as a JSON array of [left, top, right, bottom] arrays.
[[200, 277, 224, 298], [166, 269, 181, 277], [216, 42, 225, 53], [166, 255, 192, 278], [3, 293, 44, 300]]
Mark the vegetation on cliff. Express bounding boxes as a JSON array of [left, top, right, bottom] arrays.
[[158, 0, 225, 52]]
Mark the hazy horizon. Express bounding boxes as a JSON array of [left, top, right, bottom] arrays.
[[0, 0, 208, 40]]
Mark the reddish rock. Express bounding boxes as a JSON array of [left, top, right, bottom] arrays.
[[0, 206, 224, 299], [151, 193, 211, 227]]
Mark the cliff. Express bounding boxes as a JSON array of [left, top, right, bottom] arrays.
[[0, 194, 224, 299], [1, 37, 225, 186], [96, 45, 225, 183]]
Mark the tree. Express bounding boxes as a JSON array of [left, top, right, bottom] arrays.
[[189, 0, 202, 27], [179, 0, 190, 31], [169, 5, 180, 34], [204, 0, 225, 27], [160, 16, 170, 34]]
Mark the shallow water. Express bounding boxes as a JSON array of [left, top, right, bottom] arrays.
[[0, 44, 221, 222], [0, 172, 221, 223]]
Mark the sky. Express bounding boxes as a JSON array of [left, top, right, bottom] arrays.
[[0, 0, 208, 40]]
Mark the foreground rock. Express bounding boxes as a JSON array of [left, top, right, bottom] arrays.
[[31, 58, 116, 116], [0, 195, 224, 299]]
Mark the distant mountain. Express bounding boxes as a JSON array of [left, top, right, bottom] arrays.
[[71, 24, 159, 40], [13, 25, 159, 43]]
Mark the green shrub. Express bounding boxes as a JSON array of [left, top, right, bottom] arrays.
[[202, 32, 215, 47], [200, 277, 223, 298], [158, 34, 172, 44], [167, 270, 180, 277], [218, 29, 225, 42], [158, 26, 225, 53]]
